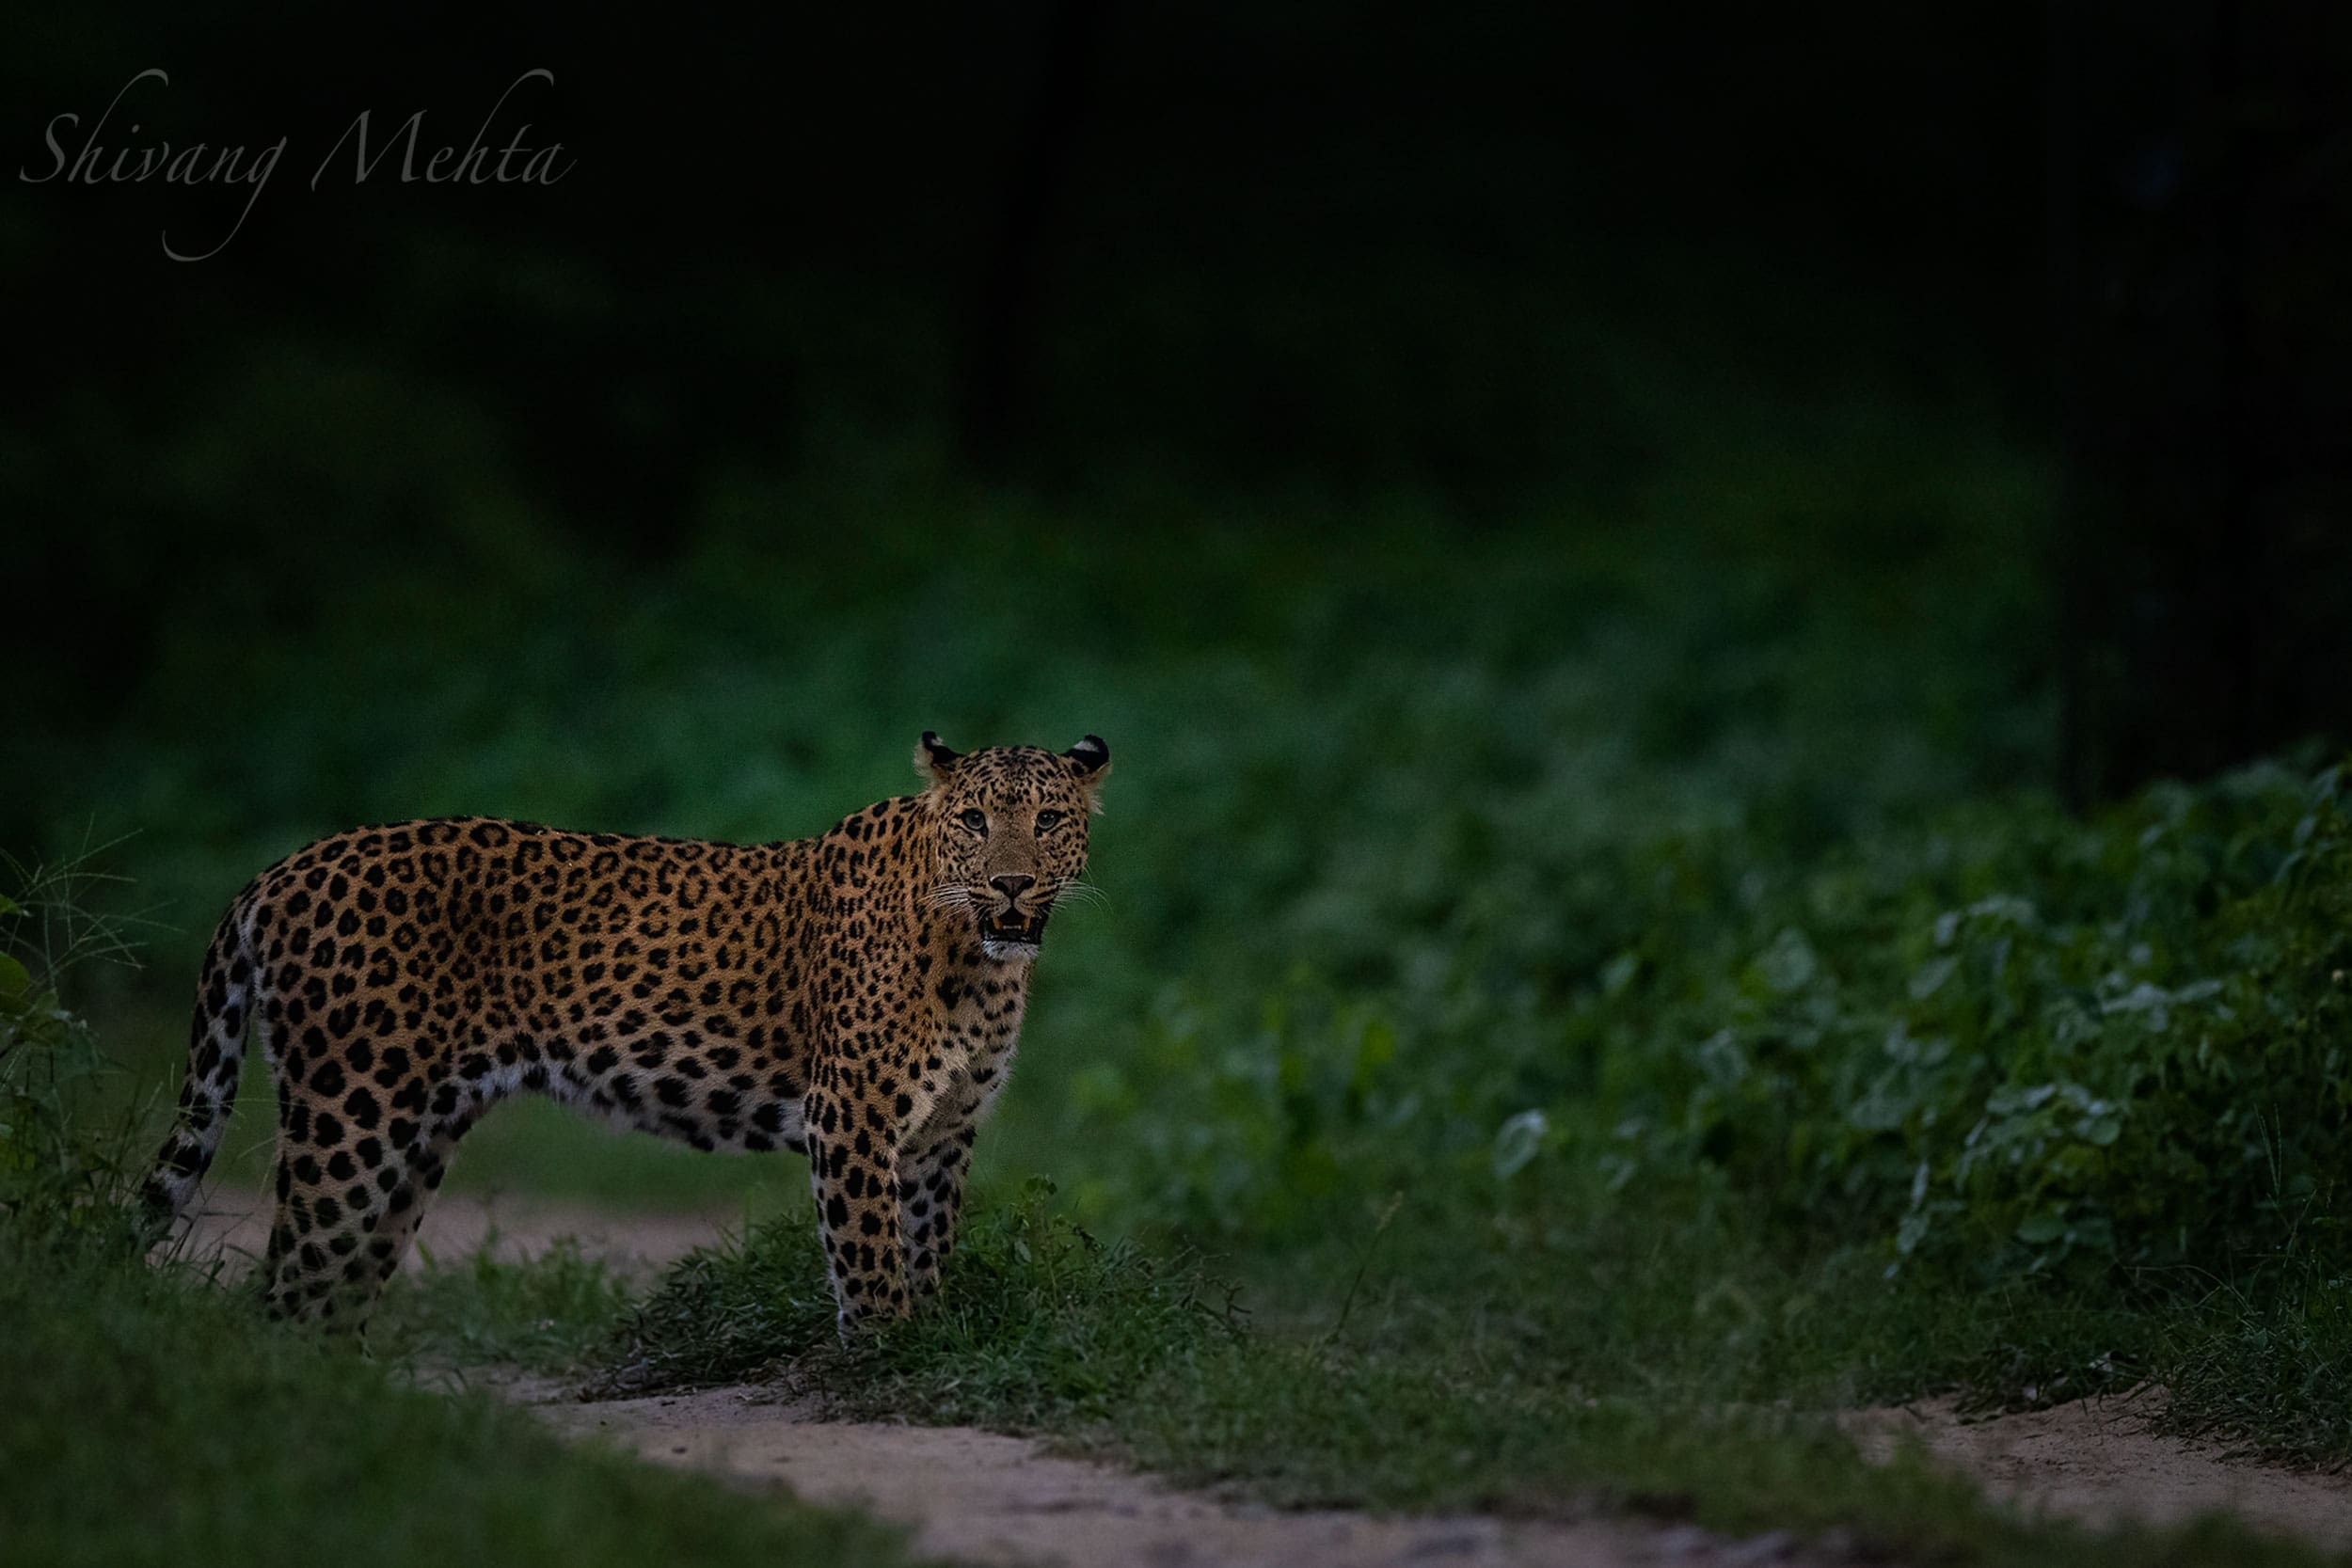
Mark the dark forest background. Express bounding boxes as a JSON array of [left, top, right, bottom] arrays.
[[7, 1, 2347, 816]]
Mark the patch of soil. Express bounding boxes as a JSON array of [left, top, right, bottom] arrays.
[[1847, 1392, 2352, 1547], [523, 1382, 1810, 1568]]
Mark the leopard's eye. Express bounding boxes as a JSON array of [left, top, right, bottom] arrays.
[[1035, 810, 1064, 832], [960, 808, 989, 833]]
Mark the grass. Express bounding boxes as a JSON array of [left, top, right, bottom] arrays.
[[370, 1180, 2346, 1567], [370, 1235, 639, 1375], [596, 1179, 1243, 1412], [0, 1245, 938, 1568]]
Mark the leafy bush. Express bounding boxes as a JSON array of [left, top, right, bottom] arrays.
[[1089, 757, 2352, 1291], [1656, 759, 2352, 1279]]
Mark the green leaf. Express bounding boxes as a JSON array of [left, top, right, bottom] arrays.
[[0, 952, 31, 998], [1351, 1017, 1397, 1092], [1276, 1048, 1309, 1097], [1757, 928, 1819, 994], [1847, 1079, 1910, 1132], [1491, 1109, 1549, 1180], [2016, 1209, 2066, 1245], [1599, 950, 1641, 997], [1907, 956, 1958, 1001]]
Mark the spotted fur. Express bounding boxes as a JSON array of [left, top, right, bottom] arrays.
[[144, 734, 1110, 1332]]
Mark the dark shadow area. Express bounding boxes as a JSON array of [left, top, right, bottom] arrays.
[[9, 1, 2340, 816]]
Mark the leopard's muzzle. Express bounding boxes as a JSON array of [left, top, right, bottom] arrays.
[[979, 905, 1049, 961]]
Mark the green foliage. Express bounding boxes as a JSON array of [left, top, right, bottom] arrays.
[[1104, 756, 2352, 1297]]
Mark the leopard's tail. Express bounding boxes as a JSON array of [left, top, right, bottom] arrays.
[[140, 887, 263, 1234]]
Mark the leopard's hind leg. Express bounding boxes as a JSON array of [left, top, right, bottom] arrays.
[[261, 1053, 480, 1325], [345, 1109, 480, 1297]]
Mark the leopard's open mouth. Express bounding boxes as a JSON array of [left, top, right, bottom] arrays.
[[980, 909, 1047, 959]]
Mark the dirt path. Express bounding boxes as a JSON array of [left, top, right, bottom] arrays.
[[1849, 1394, 2352, 1544], [526, 1382, 1802, 1568], [524, 1381, 2352, 1567], [179, 1188, 2352, 1560]]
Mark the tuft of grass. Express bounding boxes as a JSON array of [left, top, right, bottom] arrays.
[[602, 1177, 1243, 1423], [370, 1237, 639, 1375], [2084, 1255, 2352, 1465], [0, 847, 153, 1255]]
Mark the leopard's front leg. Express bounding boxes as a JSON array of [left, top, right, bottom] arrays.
[[899, 1122, 977, 1297], [804, 1087, 910, 1336]]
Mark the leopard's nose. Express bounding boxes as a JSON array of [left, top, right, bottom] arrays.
[[990, 873, 1036, 903]]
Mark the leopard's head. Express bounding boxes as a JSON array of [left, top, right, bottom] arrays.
[[916, 732, 1110, 962]]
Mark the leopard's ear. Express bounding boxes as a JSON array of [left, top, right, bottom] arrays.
[[1063, 735, 1110, 810], [914, 731, 961, 785]]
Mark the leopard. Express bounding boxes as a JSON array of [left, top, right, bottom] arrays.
[[142, 732, 1110, 1333]]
